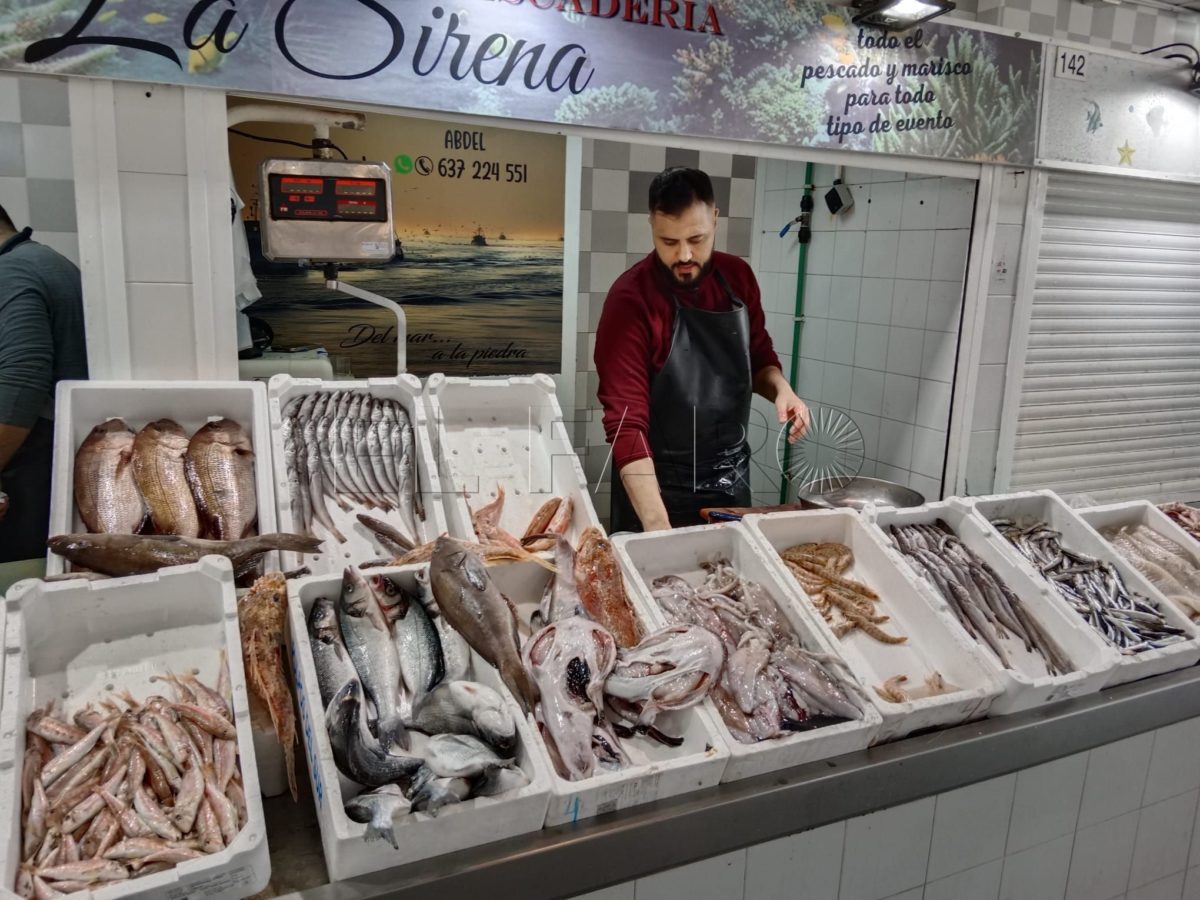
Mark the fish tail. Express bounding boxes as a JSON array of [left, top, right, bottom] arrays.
[[501, 661, 540, 715], [378, 714, 411, 752], [259, 533, 325, 554]]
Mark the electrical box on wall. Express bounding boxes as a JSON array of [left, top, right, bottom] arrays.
[[259, 158, 395, 263]]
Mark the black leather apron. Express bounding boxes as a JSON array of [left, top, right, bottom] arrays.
[[609, 270, 752, 532]]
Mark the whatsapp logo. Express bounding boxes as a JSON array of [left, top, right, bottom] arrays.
[[394, 154, 413, 175]]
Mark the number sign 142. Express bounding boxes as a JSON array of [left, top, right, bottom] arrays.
[[1055, 48, 1087, 80]]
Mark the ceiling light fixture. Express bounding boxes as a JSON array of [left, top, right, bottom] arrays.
[[852, 0, 956, 31]]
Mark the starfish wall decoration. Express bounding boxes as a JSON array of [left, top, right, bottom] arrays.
[[1117, 141, 1136, 165]]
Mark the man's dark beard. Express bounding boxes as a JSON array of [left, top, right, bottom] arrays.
[[654, 254, 714, 290]]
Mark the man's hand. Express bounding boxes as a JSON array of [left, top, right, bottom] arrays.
[[776, 391, 811, 444]]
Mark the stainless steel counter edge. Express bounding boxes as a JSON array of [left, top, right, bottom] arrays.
[[282, 666, 1200, 900]]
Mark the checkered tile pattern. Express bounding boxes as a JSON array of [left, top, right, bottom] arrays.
[[978, 0, 1187, 53], [573, 139, 758, 525], [0, 73, 78, 265]]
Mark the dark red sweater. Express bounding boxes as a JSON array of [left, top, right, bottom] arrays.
[[594, 251, 782, 471]]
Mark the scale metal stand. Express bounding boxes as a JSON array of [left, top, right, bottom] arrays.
[[322, 263, 407, 374]]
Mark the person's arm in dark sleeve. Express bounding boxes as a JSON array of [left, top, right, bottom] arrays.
[[740, 266, 811, 443], [0, 283, 54, 471], [594, 285, 671, 531]]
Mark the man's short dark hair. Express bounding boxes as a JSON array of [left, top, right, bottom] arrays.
[[0, 204, 14, 232], [648, 167, 715, 217]]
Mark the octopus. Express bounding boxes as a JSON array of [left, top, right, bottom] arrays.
[[780, 543, 907, 645]]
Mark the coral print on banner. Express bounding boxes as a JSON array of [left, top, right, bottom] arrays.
[[1, 0, 1041, 165]]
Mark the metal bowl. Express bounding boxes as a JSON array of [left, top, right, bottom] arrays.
[[797, 476, 926, 511]]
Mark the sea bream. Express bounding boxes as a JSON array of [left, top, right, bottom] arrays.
[[131, 420, 200, 538], [307, 597, 359, 709], [185, 418, 257, 541], [429, 536, 539, 714], [372, 574, 444, 705], [344, 785, 409, 849], [409, 681, 516, 755], [337, 567, 409, 751], [73, 419, 146, 534]]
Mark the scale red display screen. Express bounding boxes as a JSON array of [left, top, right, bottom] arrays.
[[268, 174, 387, 222]]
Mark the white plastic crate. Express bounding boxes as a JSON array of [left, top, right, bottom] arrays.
[[867, 502, 1118, 715], [736, 513, 1001, 741], [424, 374, 601, 550], [287, 567, 551, 881], [483, 560, 729, 825], [1077, 500, 1200, 625], [0, 557, 270, 900], [46, 380, 278, 577], [968, 490, 1200, 688], [267, 375, 447, 576], [614, 523, 883, 779]]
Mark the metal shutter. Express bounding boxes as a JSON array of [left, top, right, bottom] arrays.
[[1009, 171, 1200, 503]]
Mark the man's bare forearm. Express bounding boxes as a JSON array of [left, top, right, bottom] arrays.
[[618, 457, 672, 532], [0, 423, 31, 473]]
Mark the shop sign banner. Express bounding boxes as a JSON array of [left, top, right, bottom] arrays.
[[1038, 52, 1200, 178], [0, 0, 1042, 164]]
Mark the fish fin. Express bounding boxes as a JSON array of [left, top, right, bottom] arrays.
[[379, 715, 410, 752]]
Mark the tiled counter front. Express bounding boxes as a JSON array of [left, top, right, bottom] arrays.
[[573, 718, 1200, 900]]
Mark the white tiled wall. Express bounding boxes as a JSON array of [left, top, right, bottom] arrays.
[[572, 717, 1200, 900], [754, 160, 976, 502], [0, 73, 77, 265], [976, 0, 1187, 54], [963, 168, 1030, 496]]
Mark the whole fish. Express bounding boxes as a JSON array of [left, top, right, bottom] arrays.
[[469, 485, 523, 550], [393, 411, 420, 540], [131, 420, 200, 538], [415, 568, 472, 683], [239, 572, 298, 801], [523, 496, 574, 552], [393, 538, 556, 572], [407, 765, 471, 817], [575, 527, 644, 648], [46, 532, 322, 578], [337, 568, 409, 751], [308, 597, 358, 708], [424, 733, 516, 779], [74, 419, 146, 534], [344, 785, 409, 849], [409, 681, 516, 755], [604, 624, 725, 726], [540, 535, 583, 624], [375, 574, 444, 704], [472, 766, 531, 797], [523, 617, 617, 781], [325, 682, 423, 788], [185, 418, 257, 541], [36, 860, 128, 884], [429, 536, 539, 714]]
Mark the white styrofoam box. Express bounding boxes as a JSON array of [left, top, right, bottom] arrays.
[[423, 374, 601, 551], [736, 512, 1001, 740], [47, 380, 278, 576], [613, 522, 882, 780], [0, 557, 270, 900], [967, 490, 1200, 688], [267, 375, 447, 576], [1077, 500, 1200, 623], [287, 566, 550, 880], [481, 559, 729, 825], [867, 502, 1118, 715]]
